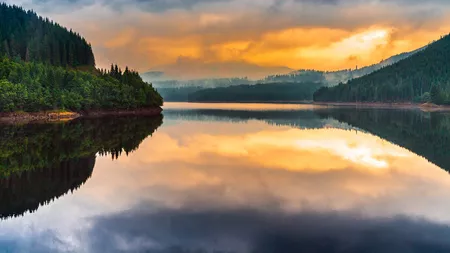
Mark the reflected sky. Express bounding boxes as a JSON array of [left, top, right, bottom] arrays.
[[1, 103, 450, 252]]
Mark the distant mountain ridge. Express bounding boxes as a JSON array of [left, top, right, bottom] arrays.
[[266, 46, 426, 86], [149, 46, 425, 102], [141, 59, 293, 84], [144, 46, 425, 90], [313, 33, 450, 104]]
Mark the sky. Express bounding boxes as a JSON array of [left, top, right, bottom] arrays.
[[5, 0, 450, 79]]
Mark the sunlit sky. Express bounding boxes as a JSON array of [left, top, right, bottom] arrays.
[[6, 0, 450, 78]]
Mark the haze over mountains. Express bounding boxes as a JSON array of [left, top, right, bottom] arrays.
[[142, 46, 426, 89], [142, 58, 293, 81], [268, 46, 426, 87], [145, 43, 429, 103], [314, 33, 450, 105]]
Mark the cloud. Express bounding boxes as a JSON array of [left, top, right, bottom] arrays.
[[6, 0, 450, 77], [149, 56, 292, 79], [86, 204, 450, 253], [105, 0, 231, 13], [0, 229, 75, 253]]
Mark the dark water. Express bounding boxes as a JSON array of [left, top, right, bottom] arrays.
[[1, 102, 450, 252]]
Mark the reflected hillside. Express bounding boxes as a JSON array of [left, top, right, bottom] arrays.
[[0, 116, 163, 219], [0, 116, 163, 177], [0, 156, 95, 219], [164, 109, 350, 129], [317, 109, 450, 171]]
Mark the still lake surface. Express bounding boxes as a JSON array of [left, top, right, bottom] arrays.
[[1, 102, 450, 252]]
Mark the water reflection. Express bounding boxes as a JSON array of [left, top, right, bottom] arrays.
[[316, 109, 450, 172], [2, 104, 450, 252], [0, 116, 162, 220], [0, 156, 95, 220], [83, 106, 450, 252]]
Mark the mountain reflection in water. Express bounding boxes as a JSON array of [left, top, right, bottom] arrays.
[[1, 103, 450, 253], [0, 116, 162, 220]]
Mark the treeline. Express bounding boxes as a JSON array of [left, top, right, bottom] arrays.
[[265, 70, 326, 84], [0, 156, 95, 220], [0, 3, 95, 67], [263, 49, 421, 86], [313, 34, 450, 104], [187, 82, 324, 102], [157, 86, 203, 102], [0, 57, 162, 112], [0, 115, 163, 177], [0, 3, 163, 113], [0, 115, 163, 219], [148, 77, 252, 89]]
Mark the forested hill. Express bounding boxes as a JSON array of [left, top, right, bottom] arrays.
[[313, 34, 450, 104], [0, 4, 163, 113], [0, 3, 95, 67], [187, 82, 323, 102], [264, 47, 423, 86]]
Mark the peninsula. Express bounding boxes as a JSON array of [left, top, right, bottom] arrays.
[[0, 3, 163, 121]]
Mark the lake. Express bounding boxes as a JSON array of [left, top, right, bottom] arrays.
[[1, 102, 450, 252]]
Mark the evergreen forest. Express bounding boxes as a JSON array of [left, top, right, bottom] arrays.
[[0, 3, 162, 113], [313, 34, 450, 105]]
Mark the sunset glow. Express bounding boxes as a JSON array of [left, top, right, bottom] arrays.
[[7, 0, 450, 78]]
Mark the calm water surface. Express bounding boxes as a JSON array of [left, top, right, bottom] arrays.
[[1, 102, 450, 252]]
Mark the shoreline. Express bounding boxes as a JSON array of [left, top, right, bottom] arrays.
[[312, 102, 450, 111], [179, 101, 450, 111], [0, 107, 163, 124], [167, 101, 450, 112]]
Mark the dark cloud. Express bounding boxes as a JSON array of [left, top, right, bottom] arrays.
[[87, 203, 450, 253], [29, 0, 95, 12], [24, 0, 450, 14], [99, 0, 231, 13], [0, 230, 67, 253]]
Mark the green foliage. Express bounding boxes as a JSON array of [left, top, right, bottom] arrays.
[[265, 70, 326, 84], [146, 77, 252, 89], [0, 57, 162, 112], [187, 82, 324, 102], [313, 34, 450, 104], [0, 3, 95, 67], [414, 92, 431, 103], [431, 86, 442, 104], [0, 4, 163, 112]]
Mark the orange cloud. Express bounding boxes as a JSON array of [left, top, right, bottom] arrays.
[[36, 0, 450, 77], [83, 118, 450, 222]]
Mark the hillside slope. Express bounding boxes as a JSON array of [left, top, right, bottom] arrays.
[[0, 3, 95, 67], [314, 34, 450, 104], [265, 47, 424, 86], [0, 4, 162, 113]]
